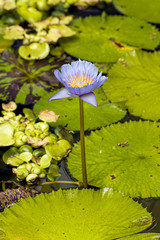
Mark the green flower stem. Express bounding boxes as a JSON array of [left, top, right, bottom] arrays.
[[79, 98, 88, 188]]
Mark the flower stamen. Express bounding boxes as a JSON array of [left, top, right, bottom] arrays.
[[67, 74, 94, 88]]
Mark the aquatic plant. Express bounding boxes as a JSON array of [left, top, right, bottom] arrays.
[[0, 48, 70, 103], [49, 59, 107, 188], [60, 13, 160, 64], [112, 0, 160, 23], [0, 101, 72, 183], [0, 181, 38, 211], [103, 50, 160, 120], [1, 1, 160, 238], [33, 87, 126, 130], [0, 0, 99, 59], [67, 121, 160, 198], [1, 188, 160, 240], [49, 59, 107, 106]]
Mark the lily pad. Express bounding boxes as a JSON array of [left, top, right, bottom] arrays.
[[33, 87, 126, 130], [67, 121, 160, 198], [60, 14, 160, 63], [113, 0, 160, 23], [0, 188, 158, 240], [0, 122, 15, 146], [103, 50, 160, 120], [19, 42, 50, 60], [0, 48, 70, 103]]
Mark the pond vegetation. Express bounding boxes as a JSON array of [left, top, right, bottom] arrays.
[[0, 0, 160, 239]]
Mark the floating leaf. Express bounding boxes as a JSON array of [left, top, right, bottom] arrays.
[[0, 122, 15, 146], [16, 6, 42, 23], [23, 108, 36, 120], [4, 25, 25, 40], [38, 110, 59, 122], [50, 46, 64, 57], [1, 0, 16, 10], [33, 87, 126, 130], [67, 121, 160, 198], [36, 0, 49, 11], [42, 28, 62, 42], [53, 24, 76, 37], [39, 154, 52, 168], [0, 188, 158, 240], [0, 10, 23, 26], [0, 48, 70, 103], [0, 28, 13, 52], [3, 147, 19, 164], [5, 152, 32, 167], [27, 136, 49, 147], [45, 139, 72, 161], [2, 101, 17, 112], [103, 50, 160, 120], [19, 42, 50, 60], [60, 15, 160, 63], [113, 0, 160, 23], [29, 16, 59, 31]]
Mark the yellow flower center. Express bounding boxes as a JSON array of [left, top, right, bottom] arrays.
[[67, 74, 94, 88]]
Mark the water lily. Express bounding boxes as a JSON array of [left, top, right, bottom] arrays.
[[49, 59, 107, 106], [49, 59, 108, 188]]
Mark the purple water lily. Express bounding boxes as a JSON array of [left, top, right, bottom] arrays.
[[49, 59, 107, 106]]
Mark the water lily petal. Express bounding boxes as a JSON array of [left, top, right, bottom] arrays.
[[61, 63, 75, 80], [54, 69, 63, 83], [84, 61, 98, 78], [94, 75, 108, 90], [80, 92, 97, 107], [54, 69, 71, 89], [49, 88, 72, 101]]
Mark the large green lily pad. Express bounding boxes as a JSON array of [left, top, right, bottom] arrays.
[[33, 87, 126, 130], [103, 50, 160, 120], [60, 14, 160, 63], [67, 121, 160, 198], [0, 188, 159, 240], [0, 48, 70, 103], [113, 0, 160, 23]]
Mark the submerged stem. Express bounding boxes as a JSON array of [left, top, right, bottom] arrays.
[[79, 98, 88, 188], [42, 181, 83, 187]]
